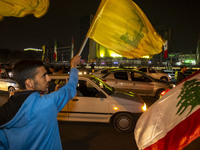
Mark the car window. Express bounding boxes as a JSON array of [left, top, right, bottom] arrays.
[[139, 68, 147, 72], [131, 72, 151, 82], [114, 72, 128, 80], [90, 77, 114, 95], [48, 79, 66, 93], [101, 69, 110, 74], [0, 70, 8, 79], [77, 80, 99, 97], [149, 68, 156, 73]]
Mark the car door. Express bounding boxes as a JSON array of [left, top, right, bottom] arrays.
[[0, 78, 8, 91], [148, 68, 160, 79], [0, 78, 4, 90], [68, 79, 109, 122], [130, 71, 154, 95], [111, 71, 133, 92]]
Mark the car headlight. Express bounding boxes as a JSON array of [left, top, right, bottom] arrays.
[[169, 83, 176, 88], [113, 106, 119, 111], [142, 103, 147, 112]]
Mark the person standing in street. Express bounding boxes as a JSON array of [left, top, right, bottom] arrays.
[[176, 66, 187, 84], [0, 54, 81, 150], [47, 65, 56, 74]]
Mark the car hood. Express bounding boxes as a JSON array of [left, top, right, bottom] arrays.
[[110, 91, 143, 104]]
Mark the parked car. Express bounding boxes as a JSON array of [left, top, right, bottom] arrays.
[[49, 74, 147, 132], [101, 69, 175, 99], [0, 70, 19, 97], [137, 67, 171, 81]]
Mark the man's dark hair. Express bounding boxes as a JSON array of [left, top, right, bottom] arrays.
[[12, 59, 44, 89]]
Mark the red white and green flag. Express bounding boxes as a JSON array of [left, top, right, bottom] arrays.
[[135, 70, 200, 150], [163, 40, 168, 59], [54, 40, 57, 62]]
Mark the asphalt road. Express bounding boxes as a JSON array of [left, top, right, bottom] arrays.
[[0, 91, 8, 106], [59, 121, 138, 150], [0, 91, 199, 149]]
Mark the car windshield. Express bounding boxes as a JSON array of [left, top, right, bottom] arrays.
[[90, 76, 114, 95]]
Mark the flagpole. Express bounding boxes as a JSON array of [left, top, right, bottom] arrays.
[[78, 36, 89, 56], [71, 37, 74, 59]]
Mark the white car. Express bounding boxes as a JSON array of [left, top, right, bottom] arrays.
[[137, 67, 171, 81], [0, 71, 19, 97], [49, 74, 147, 132]]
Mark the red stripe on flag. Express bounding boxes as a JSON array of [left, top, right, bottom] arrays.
[[164, 40, 168, 59], [144, 108, 200, 150], [164, 49, 168, 58], [53, 53, 56, 59]]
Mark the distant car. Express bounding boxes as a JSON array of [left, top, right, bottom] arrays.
[[49, 74, 147, 132], [137, 67, 171, 81], [78, 69, 91, 75], [101, 69, 175, 99], [0, 70, 19, 97]]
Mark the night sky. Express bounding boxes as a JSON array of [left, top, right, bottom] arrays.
[[0, 0, 199, 55]]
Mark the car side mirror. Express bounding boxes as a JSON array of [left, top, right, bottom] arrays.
[[96, 91, 106, 98]]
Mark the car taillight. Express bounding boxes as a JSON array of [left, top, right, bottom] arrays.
[[161, 88, 170, 96]]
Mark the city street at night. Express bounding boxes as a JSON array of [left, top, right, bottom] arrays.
[[1, 0, 200, 149]]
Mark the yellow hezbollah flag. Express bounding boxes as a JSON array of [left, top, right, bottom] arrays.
[[87, 0, 164, 59], [0, 0, 49, 20]]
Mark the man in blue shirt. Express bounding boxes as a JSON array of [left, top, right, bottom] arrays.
[[0, 54, 81, 150]]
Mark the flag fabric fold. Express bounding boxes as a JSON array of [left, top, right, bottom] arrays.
[[86, 0, 164, 59], [134, 70, 200, 150], [0, 0, 49, 20], [54, 40, 57, 62]]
